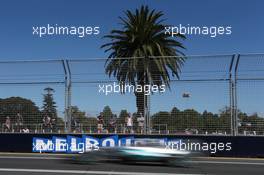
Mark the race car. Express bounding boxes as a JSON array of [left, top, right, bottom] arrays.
[[69, 138, 195, 166]]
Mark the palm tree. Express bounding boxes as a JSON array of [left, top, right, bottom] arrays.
[[101, 6, 186, 133]]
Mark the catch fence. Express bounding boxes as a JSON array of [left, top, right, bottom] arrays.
[[0, 54, 263, 136]]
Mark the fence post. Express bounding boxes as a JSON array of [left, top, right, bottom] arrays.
[[62, 59, 72, 133], [234, 54, 240, 136], [143, 93, 150, 134], [66, 60, 72, 133], [229, 55, 235, 136], [62, 60, 68, 133], [146, 94, 150, 134], [143, 65, 151, 135]]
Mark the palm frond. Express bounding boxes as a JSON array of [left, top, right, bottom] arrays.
[[101, 5, 186, 88]]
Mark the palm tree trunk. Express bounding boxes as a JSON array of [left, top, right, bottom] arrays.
[[135, 82, 150, 134], [135, 61, 152, 134], [136, 91, 145, 117]]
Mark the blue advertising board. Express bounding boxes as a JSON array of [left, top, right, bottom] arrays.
[[32, 134, 232, 154], [33, 135, 134, 153]]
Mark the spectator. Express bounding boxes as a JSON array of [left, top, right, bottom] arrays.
[[22, 126, 30, 133], [51, 117, 56, 132], [97, 112, 104, 133], [3, 116, 10, 132], [137, 113, 144, 134], [42, 114, 51, 133], [4, 116, 11, 132], [108, 115, 116, 133], [15, 112, 23, 132], [126, 113, 133, 134], [71, 117, 79, 133]]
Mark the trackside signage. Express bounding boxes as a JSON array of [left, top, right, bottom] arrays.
[[32, 135, 232, 154], [32, 135, 133, 153]]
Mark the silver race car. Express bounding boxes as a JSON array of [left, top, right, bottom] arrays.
[[70, 138, 196, 166]]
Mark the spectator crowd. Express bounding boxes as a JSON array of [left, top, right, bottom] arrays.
[[1, 111, 145, 134]]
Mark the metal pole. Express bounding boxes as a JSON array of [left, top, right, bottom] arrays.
[[146, 94, 150, 134], [229, 55, 235, 136], [229, 80, 233, 135], [143, 66, 151, 135], [144, 93, 149, 134], [143, 63, 148, 135], [231, 81, 236, 135], [62, 60, 68, 133], [66, 60, 72, 133], [234, 54, 240, 136]]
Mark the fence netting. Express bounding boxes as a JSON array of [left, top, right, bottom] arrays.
[[0, 54, 263, 136], [236, 54, 264, 135]]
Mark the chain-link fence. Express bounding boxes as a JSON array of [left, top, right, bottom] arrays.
[[0, 54, 264, 135], [235, 54, 264, 135], [0, 60, 67, 133], [150, 55, 233, 135]]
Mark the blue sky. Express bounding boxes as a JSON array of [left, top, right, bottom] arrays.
[[0, 0, 264, 59], [0, 0, 263, 116]]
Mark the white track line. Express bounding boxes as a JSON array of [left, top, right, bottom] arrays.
[[0, 156, 63, 160], [0, 168, 200, 175], [1, 156, 264, 165], [191, 160, 264, 166]]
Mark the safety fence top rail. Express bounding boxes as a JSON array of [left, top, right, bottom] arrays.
[[2, 53, 264, 84], [0, 59, 67, 84], [235, 54, 264, 80], [67, 54, 234, 83]]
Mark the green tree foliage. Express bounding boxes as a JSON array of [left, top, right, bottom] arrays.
[[71, 106, 97, 132], [238, 113, 264, 133], [71, 106, 87, 124], [152, 111, 170, 132], [118, 109, 129, 125], [0, 97, 41, 129], [218, 106, 231, 132], [202, 110, 219, 133], [101, 5, 186, 116], [102, 106, 113, 124], [151, 106, 264, 134], [170, 107, 185, 131], [42, 87, 57, 119]]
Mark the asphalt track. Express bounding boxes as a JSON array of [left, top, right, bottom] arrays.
[[0, 153, 263, 175]]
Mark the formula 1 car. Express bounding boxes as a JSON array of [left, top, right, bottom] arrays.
[[70, 139, 194, 166]]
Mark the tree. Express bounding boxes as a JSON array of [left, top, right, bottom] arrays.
[[118, 109, 128, 125], [102, 106, 113, 123], [102, 106, 113, 130], [218, 107, 231, 133], [170, 107, 183, 131], [171, 107, 180, 116], [71, 106, 87, 124], [152, 111, 170, 132], [71, 106, 97, 132], [202, 110, 218, 133], [101, 6, 186, 128], [42, 87, 57, 120], [0, 97, 41, 129]]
